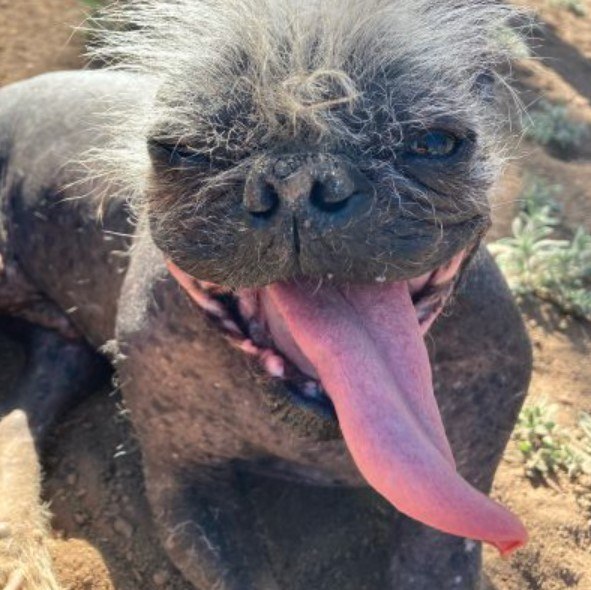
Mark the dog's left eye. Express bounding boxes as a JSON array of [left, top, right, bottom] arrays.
[[149, 139, 211, 167], [405, 130, 460, 158]]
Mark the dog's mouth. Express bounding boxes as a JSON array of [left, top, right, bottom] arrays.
[[169, 253, 464, 419], [167, 250, 527, 556]]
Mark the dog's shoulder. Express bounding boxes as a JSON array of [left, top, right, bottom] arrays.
[[1, 70, 153, 164]]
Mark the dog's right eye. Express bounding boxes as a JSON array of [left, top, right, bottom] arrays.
[[148, 139, 211, 167], [405, 130, 460, 159]]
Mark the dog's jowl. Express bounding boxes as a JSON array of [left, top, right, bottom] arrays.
[[0, 1, 532, 589]]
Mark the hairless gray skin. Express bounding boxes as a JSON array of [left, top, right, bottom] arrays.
[[0, 1, 531, 589]]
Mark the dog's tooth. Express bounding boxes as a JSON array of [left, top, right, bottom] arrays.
[[222, 320, 242, 335], [408, 271, 433, 295], [237, 339, 260, 355], [261, 351, 285, 378], [238, 291, 259, 320], [183, 288, 226, 317]]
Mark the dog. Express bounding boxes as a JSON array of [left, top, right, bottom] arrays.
[[0, 1, 532, 588]]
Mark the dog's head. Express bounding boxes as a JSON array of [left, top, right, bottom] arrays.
[[94, 0, 526, 554], [138, 1, 508, 288]]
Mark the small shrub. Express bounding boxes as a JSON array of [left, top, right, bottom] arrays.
[[519, 174, 562, 218], [79, 0, 104, 8], [513, 403, 589, 480], [490, 178, 591, 320], [578, 413, 591, 473], [495, 25, 531, 60], [525, 101, 588, 154], [549, 0, 588, 17]]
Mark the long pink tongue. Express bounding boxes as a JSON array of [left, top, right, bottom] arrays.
[[264, 280, 527, 555]]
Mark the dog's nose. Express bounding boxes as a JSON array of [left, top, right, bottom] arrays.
[[243, 156, 372, 227]]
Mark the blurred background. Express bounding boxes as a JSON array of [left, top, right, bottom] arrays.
[[0, 1, 590, 588]]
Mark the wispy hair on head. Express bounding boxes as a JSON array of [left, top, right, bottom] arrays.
[[84, 0, 525, 211]]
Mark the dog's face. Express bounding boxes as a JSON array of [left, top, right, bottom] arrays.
[[147, 82, 492, 291], [97, 0, 526, 553], [144, 6, 502, 290]]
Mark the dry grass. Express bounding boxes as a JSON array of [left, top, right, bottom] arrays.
[[0, 411, 61, 590]]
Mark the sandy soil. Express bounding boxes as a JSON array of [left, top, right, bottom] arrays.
[[0, 0, 83, 86], [0, 1, 590, 589]]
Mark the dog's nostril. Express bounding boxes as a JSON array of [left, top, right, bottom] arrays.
[[309, 181, 352, 214], [246, 183, 280, 220]]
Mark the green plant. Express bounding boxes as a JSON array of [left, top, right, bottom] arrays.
[[549, 0, 588, 17], [513, 403, 588, 480], [495, 25, 531, 60], [578, 412, 591, 473], [525, 101, 588, 153], [79, 0, 104, 8], [519, 174, 562, 218], [490, 178, 591, 320]]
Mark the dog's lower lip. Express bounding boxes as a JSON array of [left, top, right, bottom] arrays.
[[168, 253, 465, 421]]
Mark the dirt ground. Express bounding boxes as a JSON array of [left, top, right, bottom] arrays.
[[0, 1, 590, 589]]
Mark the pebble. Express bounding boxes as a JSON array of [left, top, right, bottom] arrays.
[[153, 570, 169, 587], [113, 517, 134, 539], [0, 522, 11, 539], [74, 512, 88, 525]]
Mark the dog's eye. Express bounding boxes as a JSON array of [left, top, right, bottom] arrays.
[[405, 130, 460, 158], [149, 139, 211, 167]]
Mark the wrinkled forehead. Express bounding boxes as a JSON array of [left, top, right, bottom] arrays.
[[137, 0, 514, 146]]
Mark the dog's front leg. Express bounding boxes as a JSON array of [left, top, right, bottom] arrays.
[[140, 463, 281, 590], [116, 358, 282, 590]]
